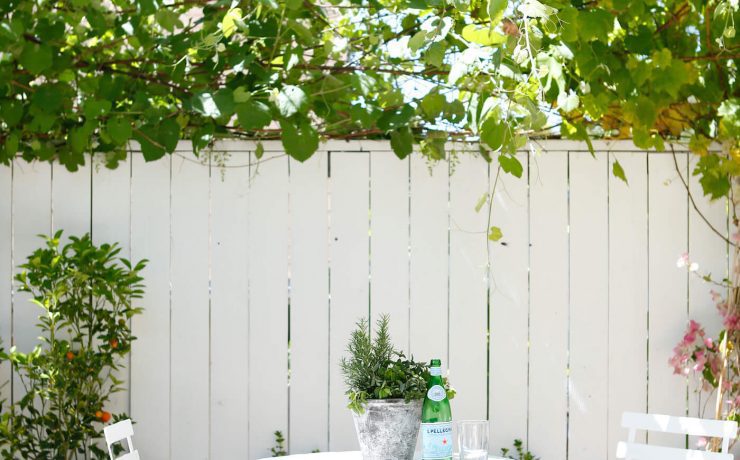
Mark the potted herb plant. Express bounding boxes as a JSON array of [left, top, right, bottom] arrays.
[[341, 315, 452, 460]]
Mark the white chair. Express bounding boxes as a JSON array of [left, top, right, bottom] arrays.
[[104, 419, 140, 460], [617, 412, 738, 459]]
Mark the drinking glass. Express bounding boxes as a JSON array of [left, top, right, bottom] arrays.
[[457, 420, 489, 460]]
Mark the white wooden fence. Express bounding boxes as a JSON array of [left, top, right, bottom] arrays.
[[0, 140, 730, 460]]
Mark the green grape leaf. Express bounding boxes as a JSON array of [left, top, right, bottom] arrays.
[[462, 25, 507, 46], [498, 154, 523, 178], [19, 43, 53, 75], [390, 126, 414, 159], [106, 117, 132, 145], [612, 159, 628, 184], [488, 226, 503, 241], [275, 85, 308, 118], [280, 118, 318, 162], [236, 100, 272, 130]]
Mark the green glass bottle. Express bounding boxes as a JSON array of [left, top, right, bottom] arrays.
[[421, 359, 453, 460]]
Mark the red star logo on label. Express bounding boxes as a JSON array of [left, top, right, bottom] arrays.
[[442, 438, 447, 445]]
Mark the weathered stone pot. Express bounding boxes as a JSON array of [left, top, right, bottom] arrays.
[[352, 398, 423, 460]]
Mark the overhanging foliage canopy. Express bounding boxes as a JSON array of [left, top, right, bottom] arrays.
[[0, 0, 738, 196]]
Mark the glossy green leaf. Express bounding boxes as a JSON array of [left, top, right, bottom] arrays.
[[612, 159, 628, 184], [488, 226, 503, 241], [390, 126, 414, 159], [280, 118, 318, 162], [19, 43, 52, 75], [106, 117, 132, 145], [236, 100, 272, 131], [461, 24, 507, 46], [275, 85, 308, 118]]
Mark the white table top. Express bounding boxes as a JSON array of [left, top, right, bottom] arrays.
[[258, 452, 505, 459]]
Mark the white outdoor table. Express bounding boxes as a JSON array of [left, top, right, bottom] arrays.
[[258, 452, 506, 459]]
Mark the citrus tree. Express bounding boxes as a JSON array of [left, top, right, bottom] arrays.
[[0, 0, 737, 194]]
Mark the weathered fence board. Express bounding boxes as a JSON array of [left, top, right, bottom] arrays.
[[0, 141, 730, 460], [607, 151, 649, 452], [648, 153, 689, 449], [210, 152, 250, 458], [130, 154, 171, 459], [528, 152, 569, 460]]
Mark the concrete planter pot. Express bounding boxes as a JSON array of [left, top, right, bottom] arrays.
[[352, 398, 423, 460]]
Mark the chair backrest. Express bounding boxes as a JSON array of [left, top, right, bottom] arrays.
[[104, 419, 139, 460], [616, 412, 737, 460]]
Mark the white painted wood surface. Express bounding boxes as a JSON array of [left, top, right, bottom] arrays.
[[290, 151, 330, 454], [248, 152, 290, 459], [92, 158, 132, 418], [488, 153, 529, 454], [409, 155, 449, 364], [568, 151, 609, 460], [648, 153, 689, 449], [130, 154, 171, 459], [370, 152, 410, 353], [170, 156, 211, 459], [328, 151, 369, 452], [528, 152, 569, 459], [448, 153, 489, 422], [210, 152, 250, 458], [607, 152, 649, 455], [0, 141, 731, 460]]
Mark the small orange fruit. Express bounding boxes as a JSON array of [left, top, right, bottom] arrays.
[[109, 339, 119, 349], [95, 410, 103, 419], [101, 411, 112, 423], [66, 351, 74, 361]]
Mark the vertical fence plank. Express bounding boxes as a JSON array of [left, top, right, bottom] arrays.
[[130, 154, 171, 459], [648, 152, 689, 447], [448, 153, 488, 421], [169, 156, 210, 460], [409, 154, 449, 364], [489, 153, 529, 453], [290, 152, 330, 454], [248, 153, 290, 458], [608, 151, 649, 458], [0, 165, 11, 405], [370, 152, 410, 351], [569, 152, 609, 460], [11, 161, 51, 403], [328, 151, 368, 451], [92, 160, 132, 418], [528, 151, 568, 459], [51, 163, 91, 238], [210, 153, 250, 458], [687, 155, 727, 421]]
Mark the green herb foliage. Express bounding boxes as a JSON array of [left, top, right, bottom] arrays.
[[341, 315, 449, 414], [0, 232, 146, 460]]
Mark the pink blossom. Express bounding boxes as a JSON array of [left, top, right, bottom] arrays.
[[696, 437, 708, 448], [677, 253, 690, 268], [704, 337, 714, 348]]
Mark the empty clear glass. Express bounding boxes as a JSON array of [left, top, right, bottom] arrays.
[[457, 420, 489, 460]]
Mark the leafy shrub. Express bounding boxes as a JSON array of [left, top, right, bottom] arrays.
[[340, 315, 453, 414], [0, 232, 146, 460]]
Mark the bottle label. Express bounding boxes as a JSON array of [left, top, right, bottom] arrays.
[[421, 421, 453, 459], [427, 384, 446, 402], [430, 366, 442, 376]]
